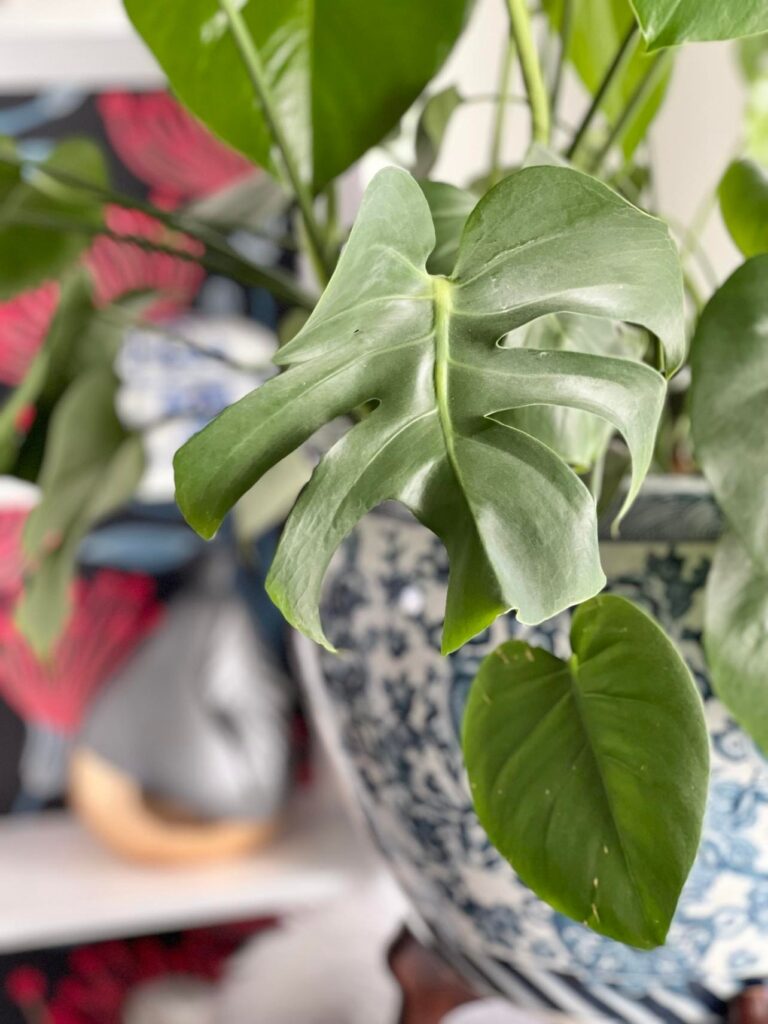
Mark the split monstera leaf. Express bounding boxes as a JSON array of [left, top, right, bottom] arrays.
[[175, 164, 684, 654]]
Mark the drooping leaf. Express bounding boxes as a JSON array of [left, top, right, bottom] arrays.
[[718, 159, 768, 257], [690, 255, 768, 564], [705, 532, 768, 754], [543, 0, 672, 157], [630, 0, 768, 50], [414, 86, 463, 178], [0, 140, 107, 298], [123, 0, 470, 192], [15, 368, 143, 656], [175, 167, 683, 652], [463, 594, 709, 948]]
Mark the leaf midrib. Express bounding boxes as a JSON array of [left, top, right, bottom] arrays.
[[567, 657, 646, 926]]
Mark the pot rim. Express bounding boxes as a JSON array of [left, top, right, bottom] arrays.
[[367, 473, 722, 544]]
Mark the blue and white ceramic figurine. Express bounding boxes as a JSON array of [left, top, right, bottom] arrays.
[[299, 477, 768, 1024]]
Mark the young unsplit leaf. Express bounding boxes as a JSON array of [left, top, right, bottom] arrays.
[[462, 595, 709, 948], [123, 0, 470, 192], [630, 0, 768, 50], [174, 166, 684, 653], [705, 532, 768, 755], [690, 256, 768, 565]]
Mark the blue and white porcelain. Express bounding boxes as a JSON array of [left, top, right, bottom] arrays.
[[301, 478, 768, 1023]]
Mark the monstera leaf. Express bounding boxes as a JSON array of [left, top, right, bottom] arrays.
[[543, 0, 672, 157], [691, 255, 768, 564], [630, 0, 768, 50], [175, 166, 684, 653], [462, 595, 709, 948], [124, 0, 470, 191]]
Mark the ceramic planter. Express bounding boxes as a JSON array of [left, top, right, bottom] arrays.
[[297, 478, 768, 1023]]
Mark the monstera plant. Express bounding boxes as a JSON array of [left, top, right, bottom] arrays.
[[1, 0, 768, 949]]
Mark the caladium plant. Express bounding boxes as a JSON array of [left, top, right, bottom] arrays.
[[1, 0, 767, 949]]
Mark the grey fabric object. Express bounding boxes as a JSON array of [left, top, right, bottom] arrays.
[[80, 560, 292, 820]]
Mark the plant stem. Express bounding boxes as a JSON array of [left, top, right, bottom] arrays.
[[0, 153, 317, 310], [7, 210, 317, 311], [505, 0, 551, 146], [217, 0, 333, 285], [550, 0, 573, 121], [489, 35, 517, 184], [566, 23, 639, 163], [589, 52, 670, 173]]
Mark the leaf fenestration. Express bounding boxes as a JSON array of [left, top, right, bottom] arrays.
[[175, 166, 684, 653]]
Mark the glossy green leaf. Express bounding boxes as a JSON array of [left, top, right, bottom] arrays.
[[463, 594, 709, 948], [543, 0, 672, 157], [630, 0, 768, 50], [705, 532, 768, 755], [175, 166, 682, 653], [690, 255, 768, 565], [718, 159, 768, 257], [123, 0, 470, 191], [0, 140, 106, 299], [15, 369, 143, 656]]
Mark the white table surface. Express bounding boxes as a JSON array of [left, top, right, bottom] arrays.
[[0, 786, 380, 953]]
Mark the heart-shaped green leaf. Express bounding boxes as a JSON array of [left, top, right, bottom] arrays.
[[691, 255, 768, 565], [543, 0, 672, 157], [705, 532, 768, 755], [718, 159, 768, 258], [463, 594, 709, 948], [630, 0, 768, 50], [175, 166, 683, 653], [123, 0, 470, 191]]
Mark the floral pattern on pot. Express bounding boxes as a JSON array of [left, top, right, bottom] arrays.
[[312, 482, 768, 1023]]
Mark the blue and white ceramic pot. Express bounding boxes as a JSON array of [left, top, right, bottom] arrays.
[[300, 477, 768, 1024]]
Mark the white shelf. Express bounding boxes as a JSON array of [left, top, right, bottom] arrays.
[[0, 787, 380, 953], [0, 0, 163, 91]]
